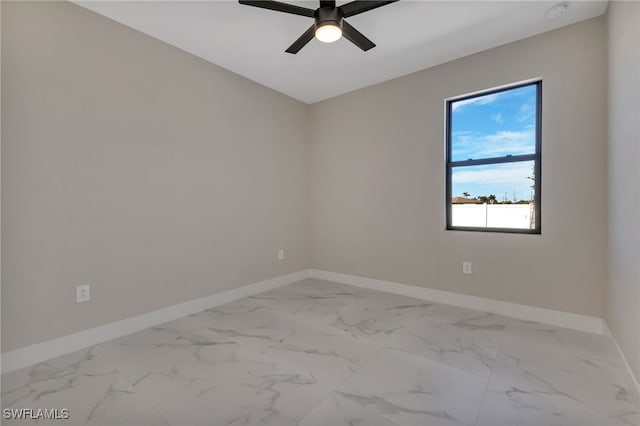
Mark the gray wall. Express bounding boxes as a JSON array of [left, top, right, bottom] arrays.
[[1, 1, 310, 352], [605, 1, 640, 382], [309, 17, 607, 317]]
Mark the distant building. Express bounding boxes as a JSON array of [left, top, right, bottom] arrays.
[[451, 196, 480, 204]]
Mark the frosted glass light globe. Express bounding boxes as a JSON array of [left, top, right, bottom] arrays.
[[315, 24, 342, 43]]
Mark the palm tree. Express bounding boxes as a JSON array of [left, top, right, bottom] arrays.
[[527, 165, 535, 201]]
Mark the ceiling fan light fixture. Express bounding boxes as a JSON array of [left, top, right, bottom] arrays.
[[315, 22, 342, 43], [238, 0, 398, 54]]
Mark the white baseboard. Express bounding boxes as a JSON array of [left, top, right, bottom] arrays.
[[603, 323, 640, 405], [1, 269, 312, 374], [310, 269, 603, 335]]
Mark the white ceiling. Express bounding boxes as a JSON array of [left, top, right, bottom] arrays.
[[75, 1, 608, 104]]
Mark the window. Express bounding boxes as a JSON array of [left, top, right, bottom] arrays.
[[446, 81, 541, 233]]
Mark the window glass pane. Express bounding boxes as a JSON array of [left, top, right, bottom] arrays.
[[451, 161, 536, 229], [450, 84, 537, 162]]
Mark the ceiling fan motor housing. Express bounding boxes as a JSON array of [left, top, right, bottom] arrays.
[[314, 6, 343, 31]]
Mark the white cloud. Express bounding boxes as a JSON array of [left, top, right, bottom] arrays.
[[492, 112, 503, 124], [452, 162, 532, 185], [452, 129, 535, 159], [485, 130, 531, 144], [451, 93, 500, 111], [517, 102, 535, 122]]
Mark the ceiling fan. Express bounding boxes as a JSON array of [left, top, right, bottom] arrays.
[[238, 0, 399, 54]]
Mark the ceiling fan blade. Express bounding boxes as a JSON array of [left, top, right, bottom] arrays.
[[339, 0, 398, 18], [238, 0, 315, 17], [285, 25, 316, 54], [342, 20, 375, 51], [319, 0, 336, 8]]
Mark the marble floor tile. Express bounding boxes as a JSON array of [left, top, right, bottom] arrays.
[[500, 319, 618, 366], [393, 318, 500, 378], [325, 293, 504, 379], [299, 348, 488, 426], [94, 303, 381, 425], [328, 303, 415, 345], [83, 375, 170, 426], [2, 348, 168, 426], [299, 391, 401, 426], [476, 352, 639, 426], [191, 297, 337, 340], [126, 329, 380, 426], [91, 316, 238, 385], [243, 279, 387, 326], [249, 279, 427, 327]]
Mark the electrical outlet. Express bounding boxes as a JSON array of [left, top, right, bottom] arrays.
[[76, 285, 90, 303], [278, 249, 285, 261], [462, 261, 472, 275]]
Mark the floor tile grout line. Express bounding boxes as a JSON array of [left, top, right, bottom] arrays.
[[116, 371, 174, 426], [92, 346, 174, 426], [471, 341, 499, 426], [295, 344, 388, 425]]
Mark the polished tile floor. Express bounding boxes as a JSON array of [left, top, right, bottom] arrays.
[[3, 278, 639, 425]]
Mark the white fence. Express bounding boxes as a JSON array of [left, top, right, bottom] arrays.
[[452, 204, 534, 229]]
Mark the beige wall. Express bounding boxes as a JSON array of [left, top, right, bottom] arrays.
[[1, 1, 310, 352], [1, 1, 618, 355], [310, 17, 607, 317], [605, 1, 640, 381]]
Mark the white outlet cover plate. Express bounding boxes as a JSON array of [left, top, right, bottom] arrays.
[[278, 250, 285, 261], [76, 285, 90, 303], [463, 262, 472, 275]]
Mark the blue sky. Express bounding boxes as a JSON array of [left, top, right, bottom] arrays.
[[451, 84, 537, 201]]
